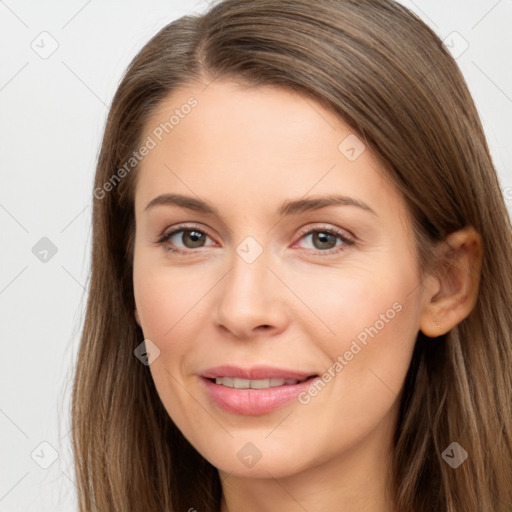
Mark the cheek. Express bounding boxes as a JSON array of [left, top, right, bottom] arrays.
[[133, 260, 208, 340], [313, 256, 421, 384], [297, 279, 420, 451], [315, 262, 416, 343], [133, 262, 209, 435]]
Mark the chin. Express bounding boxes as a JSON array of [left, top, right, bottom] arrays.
[[193, 436, 318, 480]]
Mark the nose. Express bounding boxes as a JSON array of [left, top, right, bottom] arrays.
[[214, 247, 289, 339]]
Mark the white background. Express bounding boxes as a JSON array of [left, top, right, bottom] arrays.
[[1, 1, 511, 510]]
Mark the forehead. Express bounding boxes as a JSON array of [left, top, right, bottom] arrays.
[[134, 79, 407, 224]]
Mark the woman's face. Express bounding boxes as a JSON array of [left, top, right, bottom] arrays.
[[132, 79, 428, 479]]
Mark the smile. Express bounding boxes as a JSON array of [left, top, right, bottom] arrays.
[[201, 374, 319, 415], [213, 377, 309, 389]]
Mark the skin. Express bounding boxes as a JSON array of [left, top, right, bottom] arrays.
[[132, 78, 482, 512]]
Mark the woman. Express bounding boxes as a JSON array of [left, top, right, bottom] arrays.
[[72, 0, 512, 510]]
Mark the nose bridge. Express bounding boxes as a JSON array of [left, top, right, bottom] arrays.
[[214, 234, 286, 336]]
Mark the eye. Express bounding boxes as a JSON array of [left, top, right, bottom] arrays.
[[294, 225, 355, 255], [157, 224, 215, 254], [156, 224, 355, 256]]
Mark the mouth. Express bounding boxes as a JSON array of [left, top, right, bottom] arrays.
[[200, 364, 317, 382], [199, 367, 320, 415], [206, 375, 316, 389]]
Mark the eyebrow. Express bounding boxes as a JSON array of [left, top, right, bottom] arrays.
[[144, 193, 377, 217]]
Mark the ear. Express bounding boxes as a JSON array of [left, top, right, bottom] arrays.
[[419, 226, 483, 337]]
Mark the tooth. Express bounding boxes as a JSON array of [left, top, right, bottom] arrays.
[[233, 378, 251, 389], [250, 379, 270, 389], [214, 377, 302, 389]]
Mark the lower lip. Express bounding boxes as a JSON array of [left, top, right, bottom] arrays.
[[200, 376, 318, 415]]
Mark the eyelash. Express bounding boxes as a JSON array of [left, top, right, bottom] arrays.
[[156, 223, 355, 257]]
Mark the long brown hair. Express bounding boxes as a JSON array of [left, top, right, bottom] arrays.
[[71, 0, 512, 510]]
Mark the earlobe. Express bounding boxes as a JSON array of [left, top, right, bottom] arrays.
[[419, 226, 483, 338]]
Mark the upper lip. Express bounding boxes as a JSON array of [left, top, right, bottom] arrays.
[[200, 365, 317, 381]]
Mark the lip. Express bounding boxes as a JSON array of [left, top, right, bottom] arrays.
[[200, 365, 315, 381], [199, 365, 319, 416]]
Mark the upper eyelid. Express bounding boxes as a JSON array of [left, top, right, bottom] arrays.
[[162, 223, 216, 241]]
